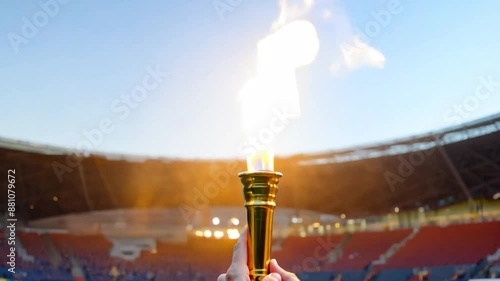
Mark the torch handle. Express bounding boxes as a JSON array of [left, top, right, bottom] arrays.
[[239, 171, 282, 281], [246, 204, 275, 281]]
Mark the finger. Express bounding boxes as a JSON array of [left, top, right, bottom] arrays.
[[269, 259, 299, 281], [229, 226, 249, 271], [262, 273, 282, 281], [226, 226, 250, 280], [217, 274, 227, 281]]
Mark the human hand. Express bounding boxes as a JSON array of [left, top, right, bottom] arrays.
[[268, 259, 300, 281], [217, 227, 299, 281], [217, 226, 250, 281]]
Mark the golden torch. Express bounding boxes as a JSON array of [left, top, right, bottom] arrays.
[[237, 18, 319, 280], [239, 151, 281, 280]]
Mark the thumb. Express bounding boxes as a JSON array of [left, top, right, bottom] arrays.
[[269, 259, 299, 281], [262, 273, 282, 281]]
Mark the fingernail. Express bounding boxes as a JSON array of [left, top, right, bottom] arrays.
[[271, 273, 281, 279]]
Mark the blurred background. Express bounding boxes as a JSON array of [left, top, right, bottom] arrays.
[[1, 0, 500, 281]]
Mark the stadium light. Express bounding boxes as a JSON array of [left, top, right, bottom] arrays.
[[203, 230, 212, 238], [230, 217, 240, 226], [227, 228, 239, 239], [212, 217, 220, 226], [214, 231, 224, 239]]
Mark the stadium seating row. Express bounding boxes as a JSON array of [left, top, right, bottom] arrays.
[[1, 221, 499, 281]]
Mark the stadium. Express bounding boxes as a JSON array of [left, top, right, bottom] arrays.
[[3, 1, 500, 281], [1, 113, 499, 281]]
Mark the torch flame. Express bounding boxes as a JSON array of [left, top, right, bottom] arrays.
[[240, 20, 319, 171], [247, 150, 274, 172]]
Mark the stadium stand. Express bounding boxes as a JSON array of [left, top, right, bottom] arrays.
[[330, 229, 412, 271], [18, 232, 51, 265], [49, 233, 234, 281], [0, 221, 499, 281], [0, 230, 9, 271], [272, 234, 344, 271], [367, 221, 500, 281], [1, 230, 73, 281], [384, 221, 500, 268]]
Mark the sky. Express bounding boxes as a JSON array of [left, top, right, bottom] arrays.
[[1, 0, 500, 159]]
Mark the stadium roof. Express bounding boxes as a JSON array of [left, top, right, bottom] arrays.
[[299, 112, 500, 164], [1, 112, 499, 162], [1, 113, 499, 221]]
